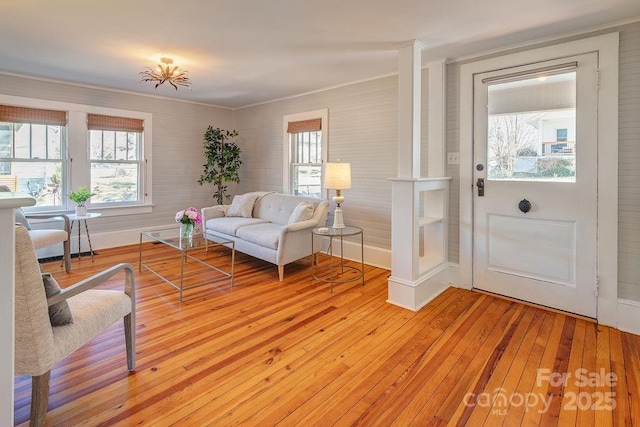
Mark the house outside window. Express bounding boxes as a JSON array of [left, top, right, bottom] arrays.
[[88, 114, 144, 205], [556, 128, 568, 142], [0, 105, 67, 208], [283, 109, 328, 198]]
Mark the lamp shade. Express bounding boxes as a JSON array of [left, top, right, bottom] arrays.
[[324, 163, 351, 190]]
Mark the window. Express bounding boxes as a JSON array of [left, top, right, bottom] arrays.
[[0, 106, 67, 208], [486, 71, 576, 182], [88, 114, 144, 205], [556, 128, 568, 142], [283, 110, 328, 198], [0, 95, 153, 214]]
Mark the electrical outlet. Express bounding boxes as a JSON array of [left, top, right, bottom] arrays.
[[447, 152, 460, 165]]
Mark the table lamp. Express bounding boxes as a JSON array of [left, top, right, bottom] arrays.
[[324, 162, 351, 229]]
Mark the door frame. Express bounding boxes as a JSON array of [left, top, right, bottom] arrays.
[[458, 33, 619, 326]]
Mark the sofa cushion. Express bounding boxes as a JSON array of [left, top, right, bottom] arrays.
[[205, 217, 268, 236], [288, 201, 315, 224], [227, 193, 259, 218], [253, 193, 323, 225], [236, 222, 282, 250]]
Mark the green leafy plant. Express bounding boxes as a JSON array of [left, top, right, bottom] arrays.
[[198, 126, 243, 205], [69, 186, 96, 206]]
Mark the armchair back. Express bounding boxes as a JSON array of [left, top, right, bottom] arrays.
[[14, 226, 56, 376]]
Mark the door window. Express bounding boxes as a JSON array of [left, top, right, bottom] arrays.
[[486, 71, 576, 182]]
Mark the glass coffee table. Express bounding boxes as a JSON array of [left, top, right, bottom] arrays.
[[139, 226, 235, 301]]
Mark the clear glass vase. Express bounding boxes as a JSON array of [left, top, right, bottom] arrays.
[[179, 222, 194, 245]]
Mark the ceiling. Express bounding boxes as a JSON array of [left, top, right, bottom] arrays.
[[1, 1, 638, 109]]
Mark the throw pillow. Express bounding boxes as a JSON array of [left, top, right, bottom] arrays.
[[226, 194, 258, 218], [42, 273, 73, 326], [288, 201, 315, 224]]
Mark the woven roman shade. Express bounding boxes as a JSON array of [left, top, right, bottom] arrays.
[[0, 105, 67, 126], [287, 118, 321, 133], [87, 114, 144, 132]]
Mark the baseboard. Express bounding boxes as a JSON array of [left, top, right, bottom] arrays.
[[618, 299, 640, 335], [387, 262, 452, 311], [317, 236, 391, 270], [84, 226, 394, 270]]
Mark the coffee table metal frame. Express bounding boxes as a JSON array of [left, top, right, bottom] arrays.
[[139, 226, 235, 301]]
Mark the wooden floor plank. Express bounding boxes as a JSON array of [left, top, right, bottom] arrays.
[[621, 332, 640, 426], [12, 243, 640, 426], [609, 328, 631, 426], [520, 313, 566, 426], [499, 311, 555, 426]]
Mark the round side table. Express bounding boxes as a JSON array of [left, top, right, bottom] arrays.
[[66, 212, 102, 262], [311, 226, 364, 292]]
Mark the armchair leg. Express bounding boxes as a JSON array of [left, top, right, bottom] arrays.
[[30, 371, 50, 427], [124, 313, 136, 371], [278, 265, 284, 282], [63, 238, 71, 273]]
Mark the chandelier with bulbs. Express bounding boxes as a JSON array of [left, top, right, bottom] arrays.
[[139, 57, 191, 90]]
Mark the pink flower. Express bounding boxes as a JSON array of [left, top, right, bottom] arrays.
[[175, 207, 202, 226]]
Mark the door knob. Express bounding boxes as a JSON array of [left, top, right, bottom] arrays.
[[519, 199, 532, 213]]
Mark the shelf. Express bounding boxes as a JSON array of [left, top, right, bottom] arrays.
[[419, 216, 443, 226]]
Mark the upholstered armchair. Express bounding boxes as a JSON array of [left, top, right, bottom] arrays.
[[0, 185, 71, 272], [14, 226, 136, 426]]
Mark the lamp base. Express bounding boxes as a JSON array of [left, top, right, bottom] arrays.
[[332, 206, 345, 229]]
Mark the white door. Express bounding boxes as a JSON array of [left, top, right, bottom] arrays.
[[472, 53, 598, 318]]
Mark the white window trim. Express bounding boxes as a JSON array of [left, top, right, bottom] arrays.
[[0, 94, 153, 217], [282, 108, 328, 194]]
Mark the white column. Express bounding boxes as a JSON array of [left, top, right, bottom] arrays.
[[397, 40, 424, 179], [0, 192, 35, 426], [388, 45, 451, 312], [427, 59, 447, 177]]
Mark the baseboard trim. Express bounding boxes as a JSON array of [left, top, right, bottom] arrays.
[[618, 299, 640, 335], [387, 262, 452, 311], [82, 226, 394, 270], [317, 236, 391, 270]]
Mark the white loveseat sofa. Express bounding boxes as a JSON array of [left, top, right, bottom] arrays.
[[201, 192, 329, 281]]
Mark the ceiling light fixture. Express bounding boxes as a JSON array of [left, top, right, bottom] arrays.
[[139, 57, 191, 90]]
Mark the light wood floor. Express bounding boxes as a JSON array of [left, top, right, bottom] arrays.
[[14, 242, 640, 426]]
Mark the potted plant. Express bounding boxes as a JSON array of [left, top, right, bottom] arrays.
[[198, 126, 243, 205], [69, 186, 96, 216]]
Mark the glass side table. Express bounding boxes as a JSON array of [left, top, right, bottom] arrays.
[[311, 226, 364, 292]]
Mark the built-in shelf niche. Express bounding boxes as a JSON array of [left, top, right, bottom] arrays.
[[418, 186, 446, 274]]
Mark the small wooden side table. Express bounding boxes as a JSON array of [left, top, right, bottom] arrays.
[[66, 212, 102, 262], [311, 226, 364, 292]]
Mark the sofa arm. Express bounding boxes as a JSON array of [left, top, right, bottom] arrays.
[[201, 205, 228, 223], [280, 218, 321, 233]]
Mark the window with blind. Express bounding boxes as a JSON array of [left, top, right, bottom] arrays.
[[284, 110, 327, 198], [0, 105, 67, 208], [87, 114, 144, 204]]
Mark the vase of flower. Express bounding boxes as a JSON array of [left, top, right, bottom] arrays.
[[175, 207, 202, 246]]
